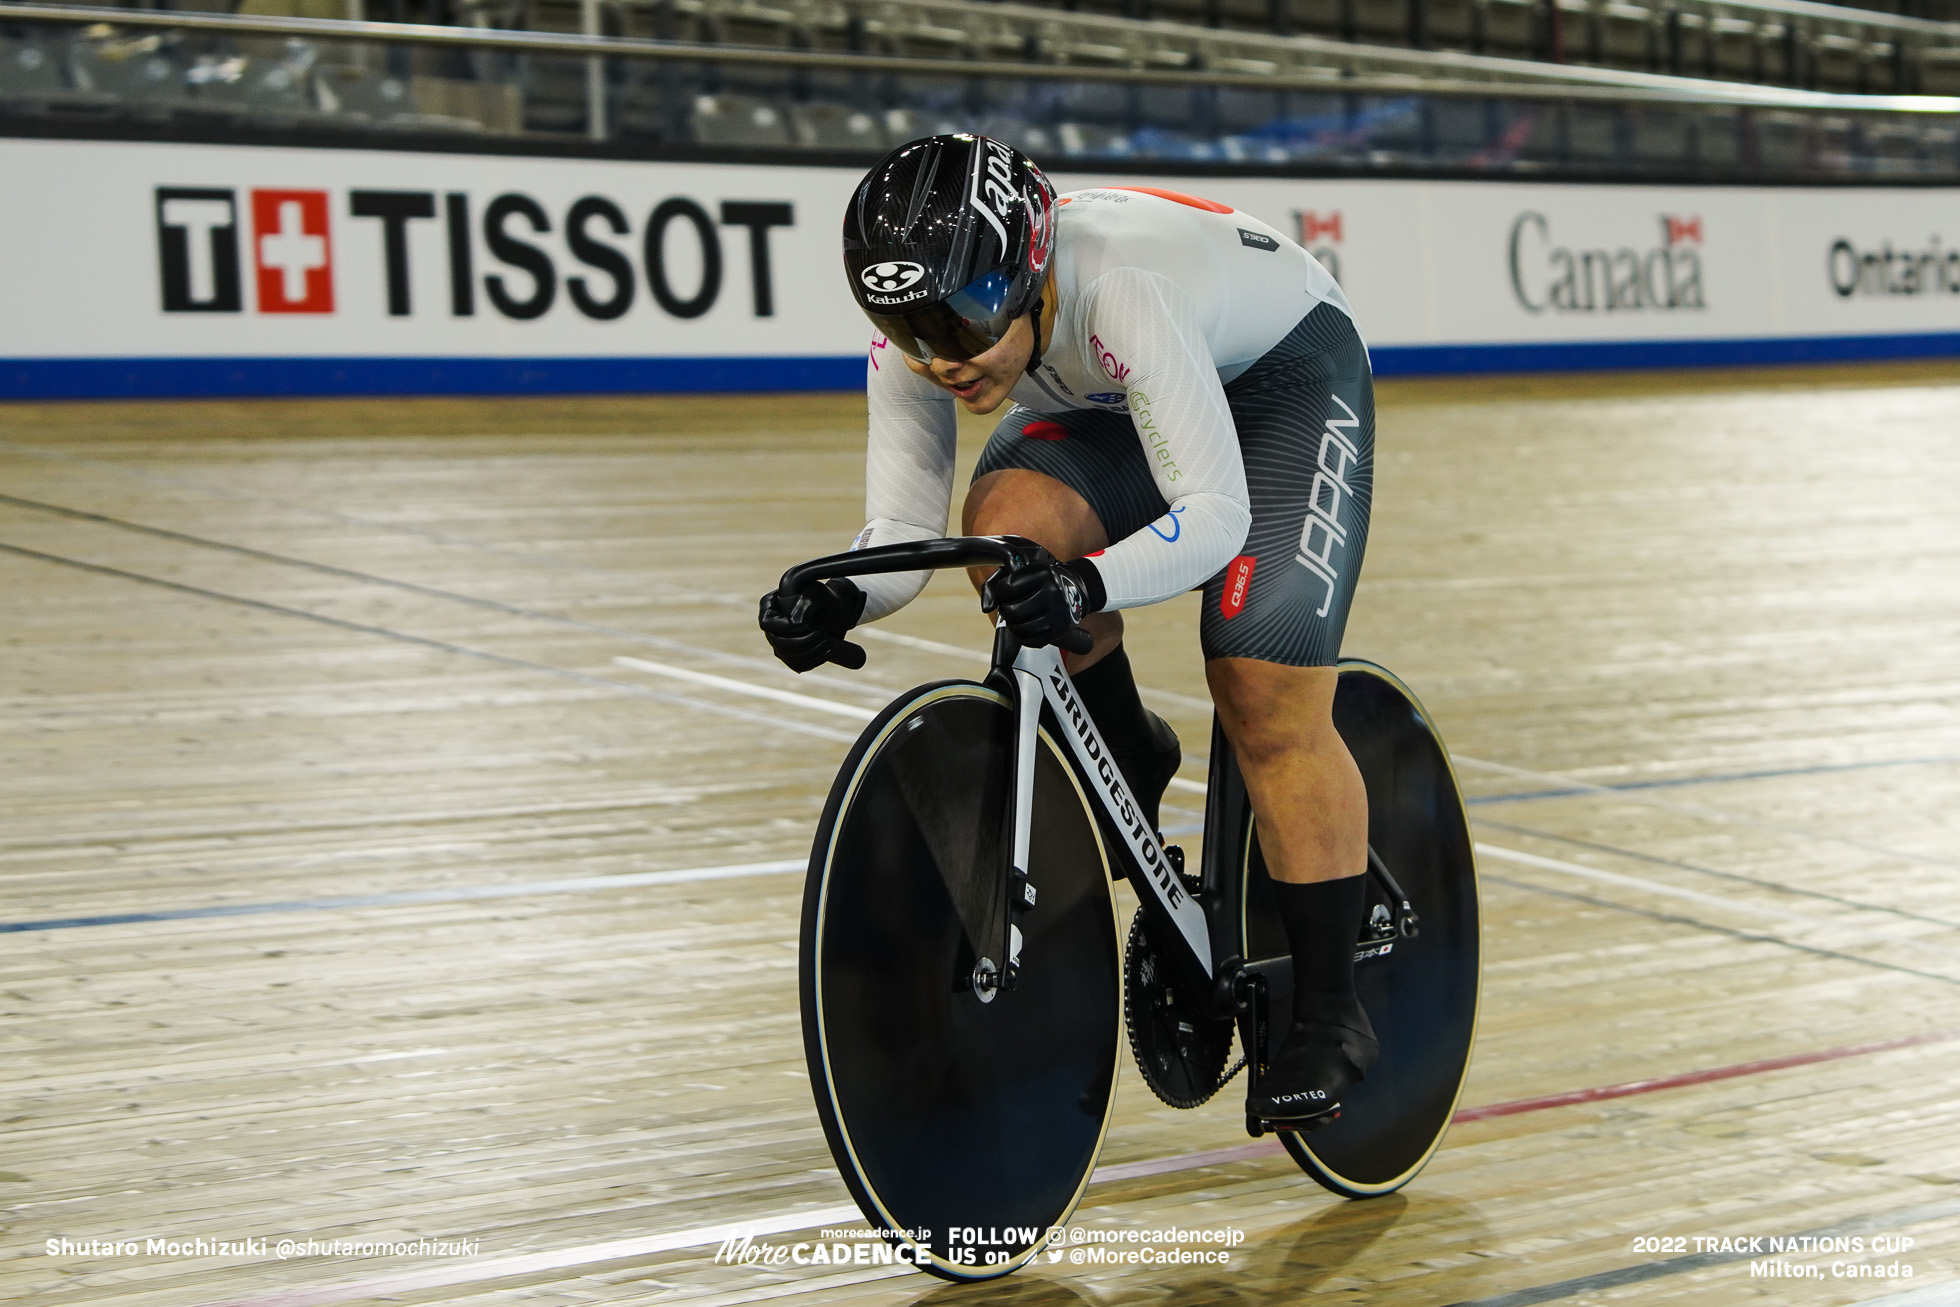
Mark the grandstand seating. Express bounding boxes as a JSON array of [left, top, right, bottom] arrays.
[[0, 0, 1954, 177], [453, 0, 1960, 92]]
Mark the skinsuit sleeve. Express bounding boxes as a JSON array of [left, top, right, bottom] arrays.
[[1077, 267, 1252, 609], [850, 333, 959, 621]]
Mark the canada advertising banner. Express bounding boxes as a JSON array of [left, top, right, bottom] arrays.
[[1, 134, 1957, 398]]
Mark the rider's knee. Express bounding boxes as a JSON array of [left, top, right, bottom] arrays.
[[1209, 661, 1343, 769], [962, 469, 1108, 560], [1234, 714, 1347, 773]]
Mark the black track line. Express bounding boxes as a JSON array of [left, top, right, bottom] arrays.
[[1484, 873, 1960, 990], [0, 539, 854, 744]]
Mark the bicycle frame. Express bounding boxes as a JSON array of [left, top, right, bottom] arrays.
[[781, 534, 1227, 1004], [1004, 637, 1213, 977]]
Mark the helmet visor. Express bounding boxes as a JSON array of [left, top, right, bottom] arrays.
[[865, 269, 1024, 363]]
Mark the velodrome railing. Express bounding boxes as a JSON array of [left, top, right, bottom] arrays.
[[464, 0, 1960, 94], [1, 3, 1956, 179]]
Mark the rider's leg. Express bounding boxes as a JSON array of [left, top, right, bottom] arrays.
[[1206, 659, 1365, 884], [1211, 657, 1378, 1119], [1196, 300, 1378, 1120], [964, 468, 1183, 831]]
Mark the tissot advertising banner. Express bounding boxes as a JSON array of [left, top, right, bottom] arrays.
[[1, 135, 1956, 398]]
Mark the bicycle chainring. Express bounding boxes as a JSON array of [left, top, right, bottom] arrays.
[[1124, 906, 1237, 1110]]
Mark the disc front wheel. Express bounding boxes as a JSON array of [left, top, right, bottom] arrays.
[[800, 682, 1120, 1279]]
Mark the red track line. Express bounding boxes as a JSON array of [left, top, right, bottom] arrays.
[[188, 1026, 1960, 1307], [1097, 1025, 1960, 1184], [1450, 1025, 1960, 1124]]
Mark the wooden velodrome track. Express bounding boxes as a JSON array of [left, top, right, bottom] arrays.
[[4, 361, 1959, 1307]]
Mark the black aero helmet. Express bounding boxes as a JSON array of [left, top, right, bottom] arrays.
[[843, 134, 1057, 364]]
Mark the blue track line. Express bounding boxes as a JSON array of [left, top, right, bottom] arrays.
[[0, 860, 803, 935], [1466, 755, 1959, 806]]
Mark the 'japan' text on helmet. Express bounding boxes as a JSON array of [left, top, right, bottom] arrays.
[[843, 134, 1057, 364]]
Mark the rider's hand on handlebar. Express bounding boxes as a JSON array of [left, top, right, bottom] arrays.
[[759, 577, 868, 672], [983, 556, 1104, 653]]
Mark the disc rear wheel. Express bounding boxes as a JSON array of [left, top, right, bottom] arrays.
[[1240, 660, 1480, 1197]]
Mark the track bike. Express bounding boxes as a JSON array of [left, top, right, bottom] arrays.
[[786, 536, 1479, 1281]]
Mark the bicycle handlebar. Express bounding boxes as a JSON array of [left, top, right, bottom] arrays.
[[779, 535, 1036, 591], [780, 535, 1095, 658]]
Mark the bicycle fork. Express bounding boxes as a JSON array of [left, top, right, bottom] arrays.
[[973, 632, 1045, 1003], [978, 634, 1222, 1004]]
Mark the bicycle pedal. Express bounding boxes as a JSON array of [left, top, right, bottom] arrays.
[[1248, 1107, 1340, 1138], [1274, 1109, 1340, 1133], [1160, 844, 1203, 898]]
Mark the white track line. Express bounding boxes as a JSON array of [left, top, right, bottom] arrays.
[[1167, 777, 1210, 794], [1476, 842, 1960, 968], [1475, 843, 1818, 924], [1138, 685, 1218, 714], [857, 627, 983, 659], [614, 656, 876, 721], [195, 1204, 866, 1307], [193, 1132, 1304, 1307], [621, 633, 894, 701], [857, 629, 1213, 715], [617, 652, 1208, 737]]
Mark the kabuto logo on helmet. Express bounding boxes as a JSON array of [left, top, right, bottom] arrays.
[[859, 261, 926, 294]]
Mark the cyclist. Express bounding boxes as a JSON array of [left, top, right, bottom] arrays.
[[759, 134, 1377, 1124]]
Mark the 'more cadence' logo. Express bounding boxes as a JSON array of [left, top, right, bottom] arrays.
[[1509, 212, 1705, 315], [155, 186, 794, 321]]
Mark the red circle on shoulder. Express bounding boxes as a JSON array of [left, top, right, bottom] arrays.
[[1022, 421, 1069, 441], [1109, 186, 1234, 214]]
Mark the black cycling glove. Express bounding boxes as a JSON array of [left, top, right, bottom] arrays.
[[984, 556, 1106, 649], [759, 578, 868, 672]]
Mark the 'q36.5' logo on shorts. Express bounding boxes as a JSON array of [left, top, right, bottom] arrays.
[[860, 261, 926, 293]]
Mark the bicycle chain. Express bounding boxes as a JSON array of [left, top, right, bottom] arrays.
[[1123, 904, 1240, 1110]]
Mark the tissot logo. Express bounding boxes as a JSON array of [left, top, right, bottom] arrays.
[[154, 186, 793, 321], [1509, 212, 1705, 314], [860, 261, 925, 293]]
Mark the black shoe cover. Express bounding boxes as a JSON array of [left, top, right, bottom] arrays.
[[1247, 996, 1379, 1121], [1114, 711, 1182, 833]]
